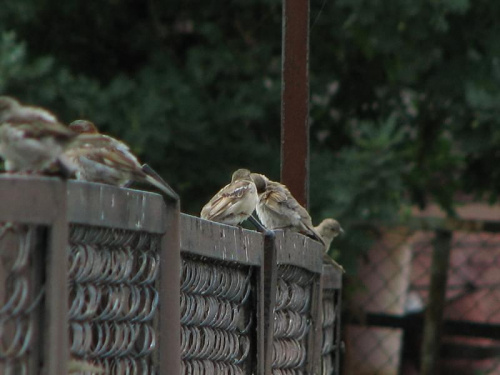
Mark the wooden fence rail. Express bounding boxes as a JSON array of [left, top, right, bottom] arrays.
[[0, 176, 343, 375]]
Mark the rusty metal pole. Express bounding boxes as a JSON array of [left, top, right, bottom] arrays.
[[280, 0, 310, 208], [420, 229, 452, 375]]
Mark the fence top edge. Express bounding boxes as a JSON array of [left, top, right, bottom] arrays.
[[0, 175, 66, 224], [180, 214, 264, 266], [274, 230, 324, 274], [67, 180, 167, 234]]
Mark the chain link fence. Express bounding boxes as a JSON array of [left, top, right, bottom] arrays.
[[345, 218, 500, 375]]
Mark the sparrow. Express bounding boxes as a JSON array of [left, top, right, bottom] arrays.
[[200, 168, 258, 225], [315, 218, 344, 253], [63, 120, 176, 197], [0, 96, 76, 173], [68, 359, 105, 374], [315, 218, 345, 271], [250, 173, 325, 246]]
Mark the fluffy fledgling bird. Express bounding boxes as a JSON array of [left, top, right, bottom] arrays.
[[63, 120, 176, 197], [315, 218, 344, 253], [250, 173, 325, 245], [0, 96, 76, 173], [200, 168, 258, 225]]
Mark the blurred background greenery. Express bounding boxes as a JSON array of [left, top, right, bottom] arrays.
[[1, 0, 499, 272]]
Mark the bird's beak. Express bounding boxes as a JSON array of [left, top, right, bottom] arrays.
[[339, 227, 345, 236]]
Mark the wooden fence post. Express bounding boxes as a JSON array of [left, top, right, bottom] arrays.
[[420, 229, 452, 375]]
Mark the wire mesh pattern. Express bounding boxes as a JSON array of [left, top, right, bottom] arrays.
[[346, 227, 500, 375], [345, 229, 417, 375], [68, 225, 161, 374], [272, 265, 315, 375], [410, 230, 500, 374], [180, 256, 253, 375], [0, 224, 42, 375], [321, 289, 339, 375]]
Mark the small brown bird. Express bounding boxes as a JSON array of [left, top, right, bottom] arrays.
[[200, 168, 258, 225], [315, 218, 345, 271], [64, 120, 176, 196], [315, 218, 344, 252], [250, 173, 325, 245], [0, 96, 76, 173]]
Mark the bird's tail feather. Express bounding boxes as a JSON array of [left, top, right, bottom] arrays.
[[323, 253, 345, 273], [304, 224, 326, 248], [141, 164, 178, 200]]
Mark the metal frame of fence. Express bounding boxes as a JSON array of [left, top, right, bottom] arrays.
[[272, 231, 324, 374], [321, 264, 342, 375], [0, 176, 343, 375], [0, 175, 180, 374], [180, 214, 266, 375]]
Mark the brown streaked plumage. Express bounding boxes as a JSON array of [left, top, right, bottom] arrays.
[[64, 120, 176, 196], [0, 96, 76, 172], [250, 173, 325, 245], [200, 168, 258, 225]]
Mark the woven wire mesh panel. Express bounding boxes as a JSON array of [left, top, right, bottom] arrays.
[[180, 256, 254, 375], [346, 229, 415, 375], [272, 264, 315, 375], [410, 230, 500, 374], [321, 289, 339, 375], [0, 224, 42, 375], [68, 225, 161, 374]]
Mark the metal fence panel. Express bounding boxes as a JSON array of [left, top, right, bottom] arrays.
[[0, 177, 179, 375], [0, 177, 343, 375], [180, 214, 265, 375], [273, 230, 324, 375], [66, 181, 178, 375]]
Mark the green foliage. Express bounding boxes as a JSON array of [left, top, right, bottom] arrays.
[[1, 0, 499, 273]]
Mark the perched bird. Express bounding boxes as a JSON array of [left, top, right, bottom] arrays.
[[68, 359, 105, 374], [315, 218, 345, 271], [200, 168, 258, 225], [0, 96, 76, 173], [64, 120, 176, 197], [250, 173, 325, 246], [315, 218, 344, 253]]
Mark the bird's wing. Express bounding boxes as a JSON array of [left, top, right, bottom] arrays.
[[261, 183, 289, 215], [8, 121, 75, 141], [70, 134, 130, 151], [202, 180, 254, 220], [68, 135, 143, 175]]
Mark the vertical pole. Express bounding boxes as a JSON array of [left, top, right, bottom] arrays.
[[420, 229, 452, 375], [45, 181, 69, 375], [263, 231, 277, 374], [334, 282, 343, 373], [160, 199, 181, 375], [280, 0, 311, 208], [309, 273, 324, 374]]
